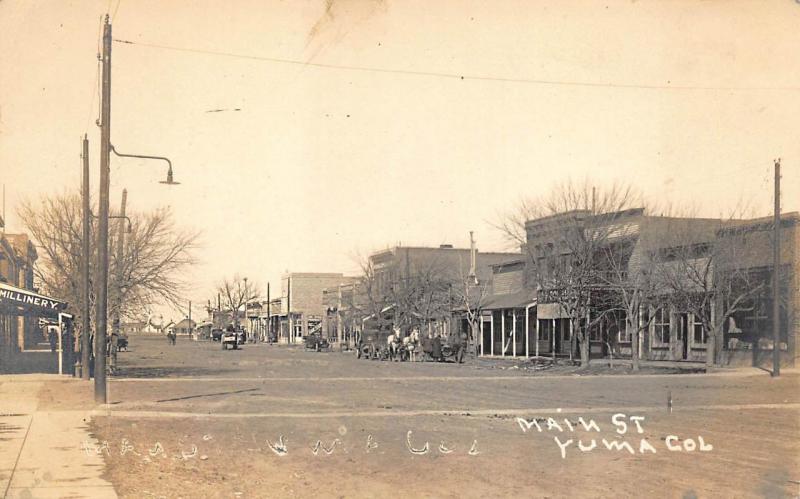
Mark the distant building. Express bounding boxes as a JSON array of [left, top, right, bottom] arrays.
[[321, 278, 359, 346], [276, 272, 353, 343], [366, 244, 520, 337], [120, 321, 147, 335], [173, 318, 196, 336]]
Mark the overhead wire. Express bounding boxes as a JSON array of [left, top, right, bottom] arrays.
[[112, 0, 122, 23], [112, 38, 800, 92]]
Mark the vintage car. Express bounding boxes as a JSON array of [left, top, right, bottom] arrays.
[[221, 327, 245, 350], [117, 334, 129, 352], [211, 328, 223, 342], [357, 328, 392, 359], [304, 333, 329, 351]]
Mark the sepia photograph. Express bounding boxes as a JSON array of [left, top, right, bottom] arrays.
[[1, 1, 799, 497]]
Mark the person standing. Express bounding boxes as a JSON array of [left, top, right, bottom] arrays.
[[421, 333, 433, 362], [48, 327, 58, 353], [431, 334, 443, 362], [453, 330, 467, 364]]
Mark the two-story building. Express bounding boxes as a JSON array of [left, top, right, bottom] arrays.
[[274, 272, 354, 343], [477, 207, 800, 368]]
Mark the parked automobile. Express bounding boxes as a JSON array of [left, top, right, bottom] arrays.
[[211, 328, 223, 342], [221, 326, 241, 350], [304, 333, 329, 352], [117, 334, 129, 352]]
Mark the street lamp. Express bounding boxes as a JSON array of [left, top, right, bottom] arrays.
[[93, 146, 178, 405], [92, 16, 179, 404], [110, 145, 179, 185]]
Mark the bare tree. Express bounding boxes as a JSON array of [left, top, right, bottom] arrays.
[[216, 275, 261, 328], [110, 206, 200, 314], [652, 215, 770, 368], [453, 257, 491, 357], [355, 257, 394, 332], [599, 226, 659, 371], [17, 191, 199, 334], [494, 180, 640, 367]]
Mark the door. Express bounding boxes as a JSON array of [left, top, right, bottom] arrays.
[[677, 313, 689, 360]]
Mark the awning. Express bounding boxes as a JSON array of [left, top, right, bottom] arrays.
[[0, 282, 68, 316], [482, 290, 536, 311]]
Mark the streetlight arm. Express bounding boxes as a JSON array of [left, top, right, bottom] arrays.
[[110, 144, 172, 169], [110, 144, 178, 184]]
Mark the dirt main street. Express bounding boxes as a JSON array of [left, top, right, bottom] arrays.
[[77, 335, 799, 498]]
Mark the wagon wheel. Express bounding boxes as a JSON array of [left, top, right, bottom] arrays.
[[442, 345, 454, 359]]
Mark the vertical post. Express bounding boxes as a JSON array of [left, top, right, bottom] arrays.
[[112, 189, 127, 340], [479, 317, 484, 356], [243, 277, 248, 342], [525, 304, 530, 358], [490, 313, 494, 356], [81, 135, 91, 380], [535, 316, 540, 358], [512, 310, 517, 357], [501, 310, 505, 357], [95, 15, 112, 404], [772, 159, 781, 377], [552, 319, 556, 360], [266, 282, 271, 343], [287, 276, 291, 344], [58, 314, 63, 375]]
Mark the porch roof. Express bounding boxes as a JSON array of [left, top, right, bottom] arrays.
[[482, 290, 536, 311]]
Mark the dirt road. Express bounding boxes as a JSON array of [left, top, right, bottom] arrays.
[[81, 335, 799, 498]]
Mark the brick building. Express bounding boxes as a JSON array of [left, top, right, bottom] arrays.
[[476, 208, 800, 368], [1, 227, 69, 373], [275, 272, 353, 343], [366, 244, 520, 338]]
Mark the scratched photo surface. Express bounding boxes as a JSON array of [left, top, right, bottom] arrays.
[[1, 1, 799, 498]]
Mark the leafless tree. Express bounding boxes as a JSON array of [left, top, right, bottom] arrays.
[[599, 226, 660, 371], [17, 191, 200, 336], [215, 275, 261, 328], [494, 179, 640, 367], [652, 213, 772, 367], [452, 255, 491, 356], [354, 257, 394, 332]]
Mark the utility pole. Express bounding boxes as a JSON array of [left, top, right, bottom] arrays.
[[287, 276, 291, 344], [243, 277, 248, 342], [266, 282, 271, 343], [111, 189, 127, 345], [772, 159, 781, 377], [95, 15, 112, 404], [81, 135, 91, 380]]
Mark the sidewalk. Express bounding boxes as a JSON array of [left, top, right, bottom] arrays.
[[0, 375, 116, 498]]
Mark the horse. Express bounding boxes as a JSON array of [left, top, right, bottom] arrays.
[[387, 331, 402, 361], [403, 330, 420, 362]]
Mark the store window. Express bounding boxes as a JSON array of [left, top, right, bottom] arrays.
[[652, 307, 670, 346], [617, 312, 631, 343], [692, 313, 706, 345], [539, 320, 552, 342]]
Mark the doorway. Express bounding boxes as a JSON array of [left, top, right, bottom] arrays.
[[676, 313, 689, 360]]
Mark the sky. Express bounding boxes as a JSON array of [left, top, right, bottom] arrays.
[[2, 0, 799, 320]]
